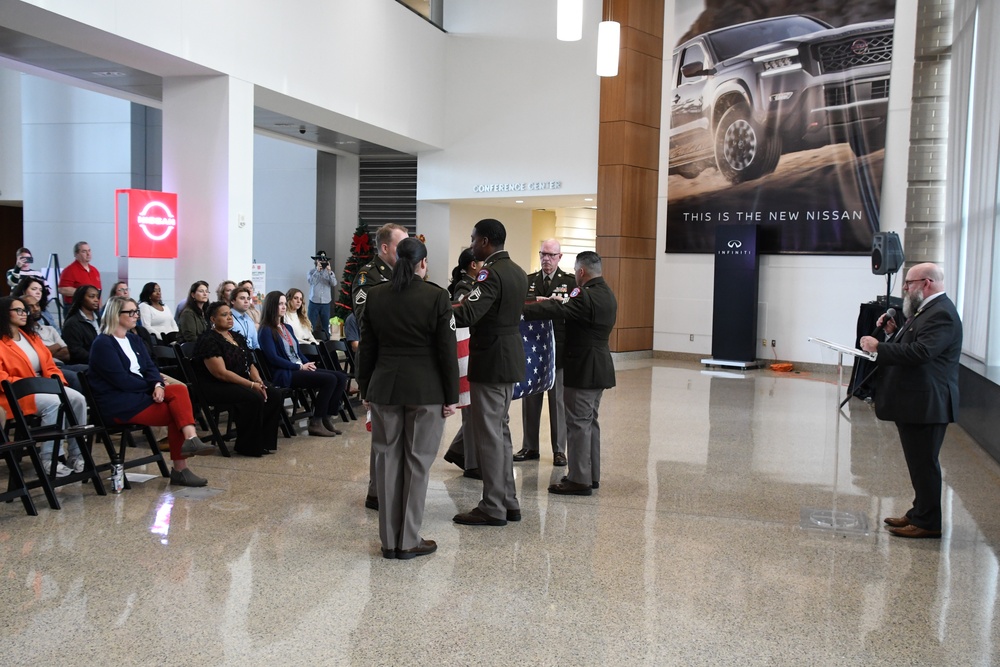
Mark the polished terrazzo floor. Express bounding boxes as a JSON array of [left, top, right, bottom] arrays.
[[2, 359, 1000, 666]]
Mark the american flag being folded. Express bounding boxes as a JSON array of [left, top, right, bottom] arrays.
[[455, 317, 555, 407]]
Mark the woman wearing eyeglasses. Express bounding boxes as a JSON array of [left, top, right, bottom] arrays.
[[0, 296, 88, 477], [87, 296, 215, 487]]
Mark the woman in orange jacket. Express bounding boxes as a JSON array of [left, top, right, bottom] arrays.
[[0, 295, 88, 477]]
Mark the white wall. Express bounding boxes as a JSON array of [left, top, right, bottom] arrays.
[[0, 68, 23, 202], [654, 1, 917, 364], [448, 204, 534, 276], [5, 0, 448, 152], [21, 74, 132, 292], [417, 0, 600, 203], [252, 133, 317, 297]]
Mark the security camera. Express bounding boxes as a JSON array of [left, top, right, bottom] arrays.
[[298, 126, 306, 135]]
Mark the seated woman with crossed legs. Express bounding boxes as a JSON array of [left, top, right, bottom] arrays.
[[258, 291, 347, 438], [87, 296, 215, 487]]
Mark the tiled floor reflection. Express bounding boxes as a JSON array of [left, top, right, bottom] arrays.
[[2, 359, 1000, 665]]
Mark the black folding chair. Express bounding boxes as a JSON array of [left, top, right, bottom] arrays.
[[171, 343, 235, 457], [252, 350, 312, 437], [0, 427, 41, 515], [151, 344, 181, 378], [1, 376, 107, 504], [77, 371, 169, 488], [319, 340, 357, 421]]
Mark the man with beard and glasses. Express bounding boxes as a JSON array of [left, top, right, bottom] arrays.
[[860, 263, 962, 539]]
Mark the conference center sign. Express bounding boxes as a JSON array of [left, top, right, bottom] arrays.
[[663, 0, 897, 254], [115, 189, 179, 259]]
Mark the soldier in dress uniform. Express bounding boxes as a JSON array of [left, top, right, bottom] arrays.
[[515, 239, 575, 467], [353, 223, 409, 511], [522, 251, 616, 495], [443, 248, 484, 478], [452, 218, 529, 527], [357, 238, 459, 559]]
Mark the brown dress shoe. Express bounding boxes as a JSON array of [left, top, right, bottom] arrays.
[[396, 538, 437, 560], [453, 507, 507, 526], [553, 452, 568, 466], [548, 480, 592, 496], [888, 524, 942, 539], [883, 516, 910, 528]]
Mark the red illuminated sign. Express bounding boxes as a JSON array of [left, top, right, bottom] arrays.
[[115, 189, 178, 259]]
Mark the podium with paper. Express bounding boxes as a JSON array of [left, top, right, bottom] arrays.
[[809, 337, 876, 406]]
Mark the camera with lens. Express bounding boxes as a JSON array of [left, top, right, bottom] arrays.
[[312, 250, 331, 270]]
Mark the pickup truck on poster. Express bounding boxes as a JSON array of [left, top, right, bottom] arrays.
[[668, 15, 894, 184]]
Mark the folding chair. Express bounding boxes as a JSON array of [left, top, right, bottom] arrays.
[[77, 371, 169, 489], [319, 340, 357, 421], [0, 428, 41, 515], [171, 343, 235, 457], [252, 350, 312, 437], [1, 376, 107, 503], [151, 344, 181, 378]]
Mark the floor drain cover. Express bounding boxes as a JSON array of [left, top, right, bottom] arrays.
[[800, 507, 870, 535]]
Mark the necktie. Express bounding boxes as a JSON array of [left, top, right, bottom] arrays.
[[542, 275, 552, 296]]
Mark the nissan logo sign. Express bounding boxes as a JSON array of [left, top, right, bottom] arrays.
[[851, 39, 869, 55], [727, 240, 742, 248], [136, 201, 177, 241]]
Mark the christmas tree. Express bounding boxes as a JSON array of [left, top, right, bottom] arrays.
[[332, 219, 373, 325]]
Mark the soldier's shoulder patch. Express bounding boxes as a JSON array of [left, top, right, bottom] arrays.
[[449, 314, 456, 331], [355, 288, 367, 304], [476, 269, 490, 282], [467, 286, 482, 302], [569, 287, 581, 298], [357, 272, 367, 286]]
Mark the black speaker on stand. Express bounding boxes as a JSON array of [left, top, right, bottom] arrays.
[[871, 231, 904, 303]]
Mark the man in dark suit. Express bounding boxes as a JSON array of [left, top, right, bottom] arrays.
[[515, 239, 575, 467], [861, 262, 963, 539], [523, 251, 617, 495], [452, 218, 529, 526]]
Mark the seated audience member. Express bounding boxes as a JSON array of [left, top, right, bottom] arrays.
[[88, 296, 215, 487], [216, 280, 237, 304], [177, 281, 210, 343], [138, 282, 180, 341], [343, 312, 359, 356], [0, 296, 87, 477], [192, 301, 282, 456], [7, 247, 45, 291], [100, 282, 139, 322], [57, 241, 101, 305], [62, 285, 101, 364], [258, 290, 348, 438], [12, 275, 55, 328], [237, 280, 261, 325], [284, 288, 319, 345], [229, 286, 260, 349]]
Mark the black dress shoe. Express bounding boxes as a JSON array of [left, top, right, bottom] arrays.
[[506, 509, 522, 522], [549, 480, 592, 496], [453, 507, 507, 526], [463, 467, 482, 480], [443, 450, 465, 470], [561, 475, 599, 489], [513, 448, 540, 462], [396, 538, 437, 560], [365, 495, 379, 510], [381, 547, 396, 559], [553, 452, 568, 466]]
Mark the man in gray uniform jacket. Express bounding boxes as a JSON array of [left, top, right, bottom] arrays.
[[523, 251, 617, 495], [452, 218, 529, 526]]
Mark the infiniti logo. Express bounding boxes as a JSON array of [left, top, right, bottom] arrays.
[[727, 240, 742, 248], [851, 39, 869, 55]]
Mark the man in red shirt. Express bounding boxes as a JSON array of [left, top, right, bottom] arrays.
[[58, 241, 101, 304]]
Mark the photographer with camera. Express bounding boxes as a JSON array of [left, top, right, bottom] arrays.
[[306, 250, 336, 339], [6, 248, 45, 292]]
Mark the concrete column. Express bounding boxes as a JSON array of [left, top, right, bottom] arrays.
[[904, 0, 954, 269], [155, 75, 254, 307]]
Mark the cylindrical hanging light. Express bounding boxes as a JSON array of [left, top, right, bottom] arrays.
[[557, 0, 583, 41], [596, 20, 620, 77]]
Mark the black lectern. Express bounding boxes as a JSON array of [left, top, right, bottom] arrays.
[[702, 224, 761, 369]]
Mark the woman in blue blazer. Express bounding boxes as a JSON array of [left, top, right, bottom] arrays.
[[87, 297, 214, 487], [258, 291, 348, 438]]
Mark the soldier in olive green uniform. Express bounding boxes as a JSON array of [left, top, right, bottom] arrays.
[[358, 238, 459, 560], [516, 239, 575, 466], [522, 251, 616, 496], [444, 248, 483, 477], [452, 219, 529, 526], [353, 223, 409, 510]]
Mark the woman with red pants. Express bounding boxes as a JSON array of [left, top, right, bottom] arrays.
[[87, 296, 215, 487]]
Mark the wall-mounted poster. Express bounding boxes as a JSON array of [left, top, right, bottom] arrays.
[[664, 0, 898, 254]]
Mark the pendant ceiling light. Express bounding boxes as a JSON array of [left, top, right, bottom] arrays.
[[596, 19, 620, 77], [557, 0, 583, 41]]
